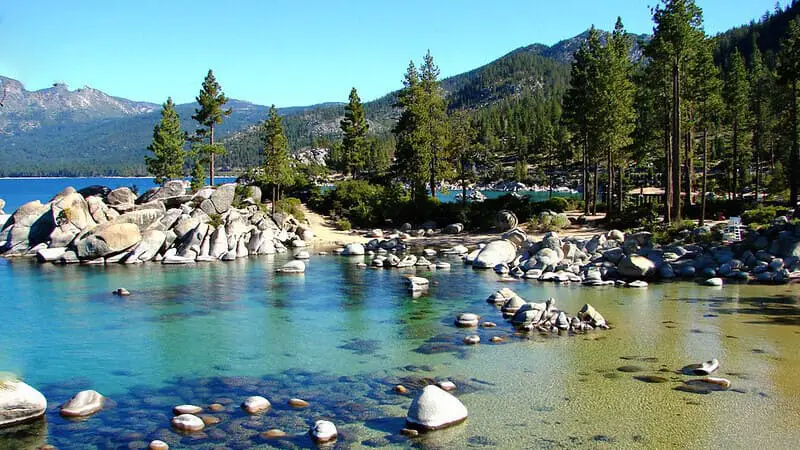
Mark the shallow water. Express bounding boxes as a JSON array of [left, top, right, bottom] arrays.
[[1, 254, 799, 449]]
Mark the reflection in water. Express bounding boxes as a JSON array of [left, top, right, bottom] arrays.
[[0, 256, 799, 448]]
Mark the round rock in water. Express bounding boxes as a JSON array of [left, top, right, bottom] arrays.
[[704, 277, 723, 287], [0, 378, 47, 428], [171, 413, 205, 432], [277, 260, 305, 274], [148, 440, 169, 450], [455, 313, 480, 327], [406, 385, 468, 431], [113, 288, 131, 296], [60, 389, 105, 418], [261, 429, 287, 439], [463, 335, 480, 345], [241, 396, 271, 414], [437, 381, 456, 392], [172, 404, 202, 415], [288, 398, 310, 408], [310, 419, 338, 443]]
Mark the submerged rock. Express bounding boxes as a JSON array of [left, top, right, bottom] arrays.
[[309, 419, 337, 443], [171, 413, 204, 432], [406, 385, 468, 431], [241, 396, 271, 414], [60, 390, 105, 417], [277, 260, 305, 274], [455, 313, 480, 328]]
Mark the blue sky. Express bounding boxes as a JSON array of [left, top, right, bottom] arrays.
[[0, 0, 784, 107]]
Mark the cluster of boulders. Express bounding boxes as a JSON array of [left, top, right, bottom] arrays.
[[0, 181, 313, 265], [335, 241, 461, 271], [488, 288, 608, 332], [461, 212, 800, 286]]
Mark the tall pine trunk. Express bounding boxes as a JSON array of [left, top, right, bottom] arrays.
[[700, 129, 708, 226], [583, 137, 589, 215], [732, 121, 739, 200], [663, 93, 673, 224], [755, 147, 761, 204], [671, 58, 682, 222], [592, 163, 599, 215], [685, 129, 694, 206], [792, 81, 799, 206], [209, 125, 215, 187], [617, 166, 624, 215]]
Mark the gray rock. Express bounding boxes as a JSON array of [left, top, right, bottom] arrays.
[[0, 378, 47, 428], [617, 255, 656, 279], [75, 223, 142, 259], [406, 385, 468, 431], [342, 243, 365, 256], [704, 277, 723, 286], [241, 396, 271, 414], [603, 247, 625, 264], [106, 187, 137, 206], [60, 390, 104, 417], [310, 419, 337, 443], [443, 223, 464, 234], [495, 210, 518, 232], [277, 260, 305, 273], [2, 200, 54, 252], [171, 413, 204, 432], [36, 247, 67, 262], [137, 180, 186, 204], [128, 230, 166, 262], [473, 239, 517, 269]]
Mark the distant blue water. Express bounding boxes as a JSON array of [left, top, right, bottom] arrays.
[[0, 177, 237, 213]]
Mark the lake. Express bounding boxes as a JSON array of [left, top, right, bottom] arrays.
[[1, 252, 799, 448]]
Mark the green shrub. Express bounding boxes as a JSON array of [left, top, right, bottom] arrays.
[[606, 203, 660, 231], [335, 218, 352, 231], [540, 197, 570, 212], [208, 213, 223, 228], [528, 213, 570, 232], [276, 197, 305, 221], [741, 205, 789, 225]]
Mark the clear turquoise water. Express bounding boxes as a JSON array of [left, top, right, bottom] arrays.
[[1, 253, 800, 449]]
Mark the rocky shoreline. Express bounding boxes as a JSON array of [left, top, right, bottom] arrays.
[[3, 182, 800, 286]]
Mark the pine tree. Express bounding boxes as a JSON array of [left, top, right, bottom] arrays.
[[393, 60, 428, 200], [419, 51, 450, 199], [447, 110, 485, 205], [647, 0, 706, 222], [260, 105, 294, 212], [778, 17, 800, 205], [339, 87, 369, 177], [192, 69, 232, 187], [145, 97, 186, 185], [723, 49, 752, 200]]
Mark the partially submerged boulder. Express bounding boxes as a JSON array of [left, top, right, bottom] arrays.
[[0, 378, 47, 429], [406, 385, 468, 432]]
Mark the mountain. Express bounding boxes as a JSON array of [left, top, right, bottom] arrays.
[[0, 79, 344, 176]]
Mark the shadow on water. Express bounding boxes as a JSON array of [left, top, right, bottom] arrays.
[[7, 368, 487, 449], [702, 295, 800, 326]]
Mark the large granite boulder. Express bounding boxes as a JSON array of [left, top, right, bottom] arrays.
[[0, 378, 47, 428], [495, 210, 518, 232], [617, 255, 656, 279], [52, 192, 96, 231], [201, 183, 236, 215], [75, 222, 142, 260], [106, 187, 137, 206], [472, 239, 517, 269], [114, 209, 165, 231], [136, 180, 186, 204], [342, 243, 365, 256], [406, 385, 468, 431], [126, 230, 167, 262], [2, 200, 54, 252]]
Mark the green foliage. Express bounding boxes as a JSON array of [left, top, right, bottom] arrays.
[[145, 97, 186, 185], [741, 205, 790, 224], [258, 105, 296, 202], [335, 218, 352, 231], [190, 159, 205, 192], [339, 87, 369, 177], [276, 197, 305, 221], [607, 202, 661, 230], [393, 52, 450, 199], [192, 69, 232, 184], [528, 213, 570, 232], [207, 214, 224, 228]]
